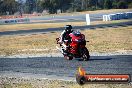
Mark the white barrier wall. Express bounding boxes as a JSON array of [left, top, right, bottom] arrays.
[[0, 18, 30, 24], [103, 12, 132, 21], [125, 12, 132, 18]]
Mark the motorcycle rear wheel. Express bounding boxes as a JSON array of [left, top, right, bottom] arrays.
[[64, 55, 73, 60]]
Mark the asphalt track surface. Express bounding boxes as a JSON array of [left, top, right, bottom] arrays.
[[29, 10, 132, 23], [29, 13, 102, 23], [0, 55, 132, 80], [0, 21, 132, 36]]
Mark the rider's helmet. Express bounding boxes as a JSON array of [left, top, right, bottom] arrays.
[[65, 25, 72, 33]]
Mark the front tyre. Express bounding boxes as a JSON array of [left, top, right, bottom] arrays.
[[82, 47, 90, 61]]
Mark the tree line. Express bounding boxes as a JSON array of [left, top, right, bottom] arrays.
[[0, 0, 132, 15]]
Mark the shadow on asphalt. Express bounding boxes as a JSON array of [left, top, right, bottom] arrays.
[[77, 57, 113, 61], [76, 58, 112, 61], [71, 55, 132, 61], [89, 58, 112, 61]]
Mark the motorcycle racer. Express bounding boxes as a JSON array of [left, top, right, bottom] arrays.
[[56, 28, 90, 60], [58, 25, 73, 44], [58, 25, 73, 54]]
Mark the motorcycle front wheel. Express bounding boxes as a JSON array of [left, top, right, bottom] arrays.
[[82, 47, 90, 61]]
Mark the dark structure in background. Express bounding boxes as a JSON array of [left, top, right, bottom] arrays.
[[0, 0, 18, 15], [25, 0, 36, 14], [17, 0, 23, 16], [0, 0, 132, 15]]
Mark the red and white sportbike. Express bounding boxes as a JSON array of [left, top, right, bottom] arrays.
[[56, 31, 90, 61]]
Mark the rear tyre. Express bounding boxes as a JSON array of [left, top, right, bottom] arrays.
[[82, 47, 90, 61]]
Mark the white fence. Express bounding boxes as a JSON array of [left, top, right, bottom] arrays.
[[0, 18, 30, 24], [103, 12, 132, 21]]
